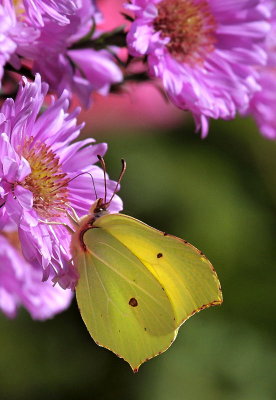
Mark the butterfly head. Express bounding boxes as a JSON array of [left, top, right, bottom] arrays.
[[89, 155, 126, 220], [89, 197, 110, 219]]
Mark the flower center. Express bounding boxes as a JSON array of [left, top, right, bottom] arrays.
[[153, 0, 216, 64], [19, 138, 69, 219]]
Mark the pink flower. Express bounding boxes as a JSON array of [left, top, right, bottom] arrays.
[[0, 74, 123, 289], [0, 1, 21, 79], [0, 0, 74, 81], [248, 1, 276, 139], [0, 1, 123, 105], [78, 0, 183, 132], [0, 231, 73, 320], [17, 0, 123, 106], [126, 0, 271, 136]]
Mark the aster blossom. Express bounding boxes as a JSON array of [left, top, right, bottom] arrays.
[[0, 0, 76, 82], [0, 0, 26, 79], [126, 0, 271, 136], [0, 74, 123, 289], [27, 0, 123, 105], [0, 231, 73, 319], [1, 0, 123, 106], [248, 1, 276, 139]]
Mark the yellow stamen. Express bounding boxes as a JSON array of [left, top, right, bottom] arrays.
[[13, 0, 25, 19], [18, 137, 69, 219]]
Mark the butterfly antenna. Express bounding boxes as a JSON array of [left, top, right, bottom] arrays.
[[106, 159, 126, 207], [50, 171, 98, 200], [87, 172, 98, 200], [97, 155, 107, 204]]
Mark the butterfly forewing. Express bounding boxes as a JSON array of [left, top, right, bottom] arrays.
[[94, 213, 223, 327]]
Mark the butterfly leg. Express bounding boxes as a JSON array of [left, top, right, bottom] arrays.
[[38, 219, 75, 235]]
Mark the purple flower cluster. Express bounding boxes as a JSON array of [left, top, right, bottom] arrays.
[[0, 0, 276, 322], [0, 74, 122, 318], [1, 0, 122, 105], [1, 0, 276, 137]]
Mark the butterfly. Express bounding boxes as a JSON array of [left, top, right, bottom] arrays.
[[70, 156, 222, 372]]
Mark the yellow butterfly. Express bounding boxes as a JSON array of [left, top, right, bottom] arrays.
[[70, 157, 222, 372]]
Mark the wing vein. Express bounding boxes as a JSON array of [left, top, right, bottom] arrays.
[[87, 242, 171, 310]]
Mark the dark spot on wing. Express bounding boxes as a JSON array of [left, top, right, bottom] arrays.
[[129, 297, 138, 307], [144, 327, 147, 331], [157, 252, 163, 258], [163, 232, 168, 236]]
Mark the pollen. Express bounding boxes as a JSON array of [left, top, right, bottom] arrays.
[[153, 0, 217, 64], [19, 137, 69, 219], [13, 0, 25, 19]]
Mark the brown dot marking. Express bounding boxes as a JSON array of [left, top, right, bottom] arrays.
[[157, 252, 163, 258], [129, 297, 138, 307], [163, 232, 168, 236], [144, 327, 147, 331]]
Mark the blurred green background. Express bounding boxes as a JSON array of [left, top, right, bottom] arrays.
[[0, 114, 275, 400]]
